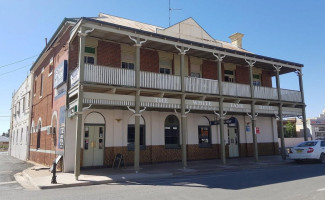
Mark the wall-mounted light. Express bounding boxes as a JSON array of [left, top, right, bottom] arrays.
[[115, 119, 122, 122]]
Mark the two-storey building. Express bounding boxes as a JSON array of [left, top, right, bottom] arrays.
[[28, 18, 76, 166], [24, 13, 307, 180], [9, 74, 32, 160]]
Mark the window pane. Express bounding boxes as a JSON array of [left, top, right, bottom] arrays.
[[128, 125, 145, 147], [198, 126, 210, 145], [87, 57, 95, 64], [225, 70, 234, 75], [85, 47, 95, 54]]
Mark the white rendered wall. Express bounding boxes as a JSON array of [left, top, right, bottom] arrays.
[[10, 74, 32, 161], [64, 109, 278, 171]]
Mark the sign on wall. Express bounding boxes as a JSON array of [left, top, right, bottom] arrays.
[[255, 127, 260, 134], [54, 60, 68, 88], [58, 106, 66, 149]]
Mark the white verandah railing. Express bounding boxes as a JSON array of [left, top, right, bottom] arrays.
[[71, 64, 302, 103]]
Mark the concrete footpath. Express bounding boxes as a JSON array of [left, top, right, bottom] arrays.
[[17, 155, 292, 190]]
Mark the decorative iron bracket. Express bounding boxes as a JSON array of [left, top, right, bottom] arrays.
[[127, 106, 146, 114], [212, 52, 226, 62], [247, 112, 258, 119], [175, 45, 190, 55], [273, 64, 283, 72], [129, 36, 147, 46], [213, 110, 227, 119], [245, 59, 256, 67]]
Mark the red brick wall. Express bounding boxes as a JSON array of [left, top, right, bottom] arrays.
[[30, 26, 72, 164], [236, 65, 250, 84], [140, 49, 159, 72], [97, 41, 121, 68], [69, 37, 79, 71], [262, 70, 272, 87], [202, 60, 218, 80]]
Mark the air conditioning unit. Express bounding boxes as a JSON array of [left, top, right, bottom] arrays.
[[47, 127, 53, 134]]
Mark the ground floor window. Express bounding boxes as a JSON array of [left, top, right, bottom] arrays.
[[127, 125, 145, 150], [198, 126, 211, 147], [165, 115, 180, 149]]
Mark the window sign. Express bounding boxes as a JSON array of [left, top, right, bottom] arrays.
[[53, 60, 68, 88]]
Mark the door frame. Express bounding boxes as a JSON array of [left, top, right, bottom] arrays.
[[83, 123, 106, 167], [227, 117, 240, 157]]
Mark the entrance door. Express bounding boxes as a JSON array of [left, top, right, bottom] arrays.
[[228, 127, 239, 157], [83, 125, 104, 167]]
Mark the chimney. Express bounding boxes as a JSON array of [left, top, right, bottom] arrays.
[[229, 32, 244, 48]]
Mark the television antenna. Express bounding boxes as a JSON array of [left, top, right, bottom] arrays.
[[169, 0, 182, 26]]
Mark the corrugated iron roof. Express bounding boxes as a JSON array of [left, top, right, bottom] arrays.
[[95, 13, 250, 53], [0, 136, 9, 142]]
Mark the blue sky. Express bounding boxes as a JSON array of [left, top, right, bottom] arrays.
[[0, 0, 324, 134]]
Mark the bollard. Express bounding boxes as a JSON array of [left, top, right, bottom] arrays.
[[51, 160, 57, 184]]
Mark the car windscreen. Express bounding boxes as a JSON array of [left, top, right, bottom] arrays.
[[297, 141, 318, 147]]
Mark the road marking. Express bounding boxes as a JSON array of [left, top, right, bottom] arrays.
[[317, 188, 325, 192], [0, 181, 17, 185]]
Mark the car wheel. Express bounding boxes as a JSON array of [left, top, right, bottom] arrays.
[[320, 153, 325, 164]]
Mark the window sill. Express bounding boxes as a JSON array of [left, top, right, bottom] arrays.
[[199, 144, 212, 148], [48, 72, 53, 77], [165, 145, 181, 149], [127, 145, 146, 151]]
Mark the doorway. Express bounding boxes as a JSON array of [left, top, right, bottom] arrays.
[[83, 125, 104, 167], [227, 117, 239, 157], [228, 127, 239, 157]]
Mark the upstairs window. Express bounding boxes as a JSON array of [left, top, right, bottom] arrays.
[[191, 72, 201, 78], [122, 62, 135, 70], [159, 58, 172, 75], [40, 74, 43, 97], [22, 97, 25, 112], [84, 47, 96, 64], [48, 57, 54, 75], [253, 74, 261, 86], [224, 70, 235, 82]]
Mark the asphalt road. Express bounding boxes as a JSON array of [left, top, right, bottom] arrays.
[[0, 151, 33, 191], [2, 152, 325, 200]]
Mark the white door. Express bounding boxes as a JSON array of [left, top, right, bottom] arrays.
[[228, 127, 239, 157], [83, 125, 104, 167]]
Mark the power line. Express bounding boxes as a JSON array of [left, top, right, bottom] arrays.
[[0, 55, 38, 69], [0, 63, 33, 77]]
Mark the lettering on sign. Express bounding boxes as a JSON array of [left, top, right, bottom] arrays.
[[154, 98, 168, 103], [230, 103, 244, 108], [257, 105, 274, 111], [193, 100, 212, 106]]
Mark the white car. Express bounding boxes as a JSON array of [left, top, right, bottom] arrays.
[[289, 140, 325, 163]]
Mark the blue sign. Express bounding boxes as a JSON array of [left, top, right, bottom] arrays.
[[53, 60, 67, 88], [246, 125, 251, 132]]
